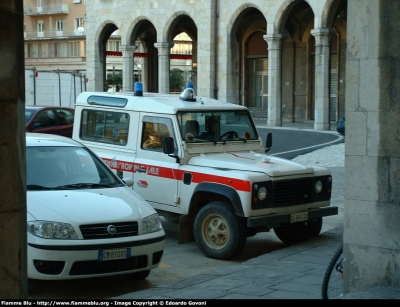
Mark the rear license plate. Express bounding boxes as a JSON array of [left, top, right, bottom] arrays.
[[290, 212, 308, 223], [98, 248, 131, 261]]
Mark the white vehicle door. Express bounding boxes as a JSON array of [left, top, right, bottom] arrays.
[[134, 115, 180, 208]]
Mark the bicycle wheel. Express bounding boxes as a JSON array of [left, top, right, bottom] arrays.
[[322, 244, 344, 299]]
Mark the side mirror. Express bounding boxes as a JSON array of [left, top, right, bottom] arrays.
[[163, 137, 175, 154], [122, 178, 134, 187], [163, 137, 180, 163], [265, 133, 272, 153]]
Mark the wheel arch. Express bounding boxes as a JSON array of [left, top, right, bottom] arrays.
[[192, 182, 245, 217], [177, 182, 245, 245]]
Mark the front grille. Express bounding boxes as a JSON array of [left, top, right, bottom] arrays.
[[69, 255, 147, 276], [80, 221, 139, 239], [273, 178, 314, 206]]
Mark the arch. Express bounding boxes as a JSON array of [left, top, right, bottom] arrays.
[[226, 6, 267, 112], [322, 0, 346, 28], [123, 16, 157, 45], [92, 20, 119, 91], [163, 11, 197, 42], [274, 0, 312, 34]]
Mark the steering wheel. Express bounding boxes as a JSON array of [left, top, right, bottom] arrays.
[[220, 131, 239, 140]]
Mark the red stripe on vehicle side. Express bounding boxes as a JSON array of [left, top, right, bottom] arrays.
[[101, 158, 251, 192]]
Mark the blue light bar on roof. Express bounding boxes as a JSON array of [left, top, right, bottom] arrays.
[[134, 82, 143, 96]]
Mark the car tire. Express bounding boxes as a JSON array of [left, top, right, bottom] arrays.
[[126, 270, 151, 280], [194, 201, 247, 260], [273, 217, 323, 245]]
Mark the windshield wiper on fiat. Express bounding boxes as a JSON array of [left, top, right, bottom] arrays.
[[26, 184, 54, 191], [52, 183, 122, 190]]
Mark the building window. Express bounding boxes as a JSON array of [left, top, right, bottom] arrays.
[[107, 40, 121, 52], [75, 17, 85, 28], [56, 20, 64, 32], [69, 41, 80, 57], [37, 21, 44, 33]]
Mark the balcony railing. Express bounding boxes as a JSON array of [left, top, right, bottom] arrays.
[[24, 28, 85, 39], [24, 4, 69, 15]]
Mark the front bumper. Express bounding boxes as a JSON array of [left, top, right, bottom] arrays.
[[247, 206, 338, 228], [28, 234, 165, 280]]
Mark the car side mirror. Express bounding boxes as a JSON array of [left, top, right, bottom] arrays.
[[163, 137, 180, 163], [265, 133, 272, 153]]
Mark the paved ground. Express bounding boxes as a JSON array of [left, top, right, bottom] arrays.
[[113, 166, 400, 300], [111, 122, 400, 300]]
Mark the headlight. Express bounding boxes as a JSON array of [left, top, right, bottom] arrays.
[[27, 221, 78, 239], [258, 186, 267, 200], [142, 214, 162, 234], [315, 180, 323, 193]]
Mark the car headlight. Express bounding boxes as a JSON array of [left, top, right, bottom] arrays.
[[258, 186, 267, 200], [142, 214, 162, 234], [315, 180, 323, 193], [27, 221, 78, 239]]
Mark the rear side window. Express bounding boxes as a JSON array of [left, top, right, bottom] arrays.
[[80, 109, 129, 145], [56, 109, 74, 125]]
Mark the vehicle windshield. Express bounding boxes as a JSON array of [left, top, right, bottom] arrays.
[[25, 109, 36, 124], [26, 145, 122, 190], [177, 110, 259, 143]]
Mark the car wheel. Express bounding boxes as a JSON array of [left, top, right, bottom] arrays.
[[194, 201, 247, 260], [126, 270, 151, 280], [273, 217, 323, 245]]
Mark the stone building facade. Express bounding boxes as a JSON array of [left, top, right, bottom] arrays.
[[85, 0, 347, 130], [82, 0, 400, 294]]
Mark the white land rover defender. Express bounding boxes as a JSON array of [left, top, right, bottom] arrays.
[[72, 85, 338, 260]]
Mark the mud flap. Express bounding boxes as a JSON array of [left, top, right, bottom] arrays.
[[178, 214, 195, 244]]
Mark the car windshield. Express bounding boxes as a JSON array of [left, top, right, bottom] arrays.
[[25, 109, 36, 124], [177, 110, 259, 143], [26, 145, 122, 190]]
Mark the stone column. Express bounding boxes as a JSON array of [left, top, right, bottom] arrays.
[[264, 34, 285, 127], [310, 28, 336, 130], [120, 45, 137, 92], [344, 0, 400, 294], [0, 0, 28, 298], [154, 42, 173, 94]]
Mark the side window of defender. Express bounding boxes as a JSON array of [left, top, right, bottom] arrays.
[[80, 109, 129, 145], [141, 116, 176, 152]]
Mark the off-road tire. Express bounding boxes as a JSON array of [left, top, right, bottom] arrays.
[[194, 201, 247, 260], [273, 217, 323, 245]]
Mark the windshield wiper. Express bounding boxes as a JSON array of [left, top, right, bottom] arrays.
[[27, 184, 53, 190], [52, 183, 122, 190]]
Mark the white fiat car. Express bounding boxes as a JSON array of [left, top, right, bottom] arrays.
[[26, 133, 165, 280]]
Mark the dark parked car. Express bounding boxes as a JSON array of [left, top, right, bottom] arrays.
[[337, 116, 345, 136], [25, 106, 75, 138]]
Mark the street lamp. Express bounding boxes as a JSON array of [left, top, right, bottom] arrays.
[[137, 63, 142, 82]]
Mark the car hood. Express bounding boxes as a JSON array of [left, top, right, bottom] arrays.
[[188, 151, 316, 177], [27, 187, 151, 223]]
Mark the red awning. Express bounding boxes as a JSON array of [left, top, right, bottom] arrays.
[[170, 54, 192, 60], [106, 51, 191, 60]]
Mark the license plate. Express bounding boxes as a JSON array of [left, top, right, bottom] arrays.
[[98, 248, 131, 261], [290, 212, 308, 223]]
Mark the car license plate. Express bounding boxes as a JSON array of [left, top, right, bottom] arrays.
[[290, 212, 308, 223], [98, 248, 131, 261]]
